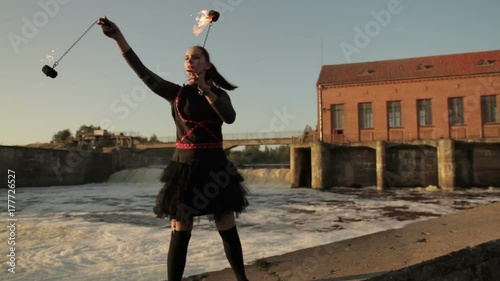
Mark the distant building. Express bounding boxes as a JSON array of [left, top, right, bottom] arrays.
[[316, 49, 500, 143]]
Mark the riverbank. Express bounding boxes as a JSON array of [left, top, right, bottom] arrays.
[[184, 202, 500, 281]]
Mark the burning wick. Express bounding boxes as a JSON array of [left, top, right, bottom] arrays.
[[193, 10, 210, 36], [193, 10, 220, 36], [40, 50, 55, 65]]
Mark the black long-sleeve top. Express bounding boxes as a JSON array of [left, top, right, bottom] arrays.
[[122, 48, 236, 163]]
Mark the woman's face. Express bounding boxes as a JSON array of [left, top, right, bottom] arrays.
[[184, 47, 210, 84]]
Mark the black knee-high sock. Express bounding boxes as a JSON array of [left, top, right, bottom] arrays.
[[167, 230, 191, 281], [219, 226, 248, 281]]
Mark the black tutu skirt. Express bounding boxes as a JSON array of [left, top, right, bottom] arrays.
[[153, 153, 249, 222]]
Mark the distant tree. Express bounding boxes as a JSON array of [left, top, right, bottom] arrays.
[[243, 145, 262, 163], [76, 124, 101, 137], [149, 133, 159, 143], [227, 150, 244, 166], [227, 145, 290, 164], [52, 129, 72, 142], [270, 145, 290, 163]]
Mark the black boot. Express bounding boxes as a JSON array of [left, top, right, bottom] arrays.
[[219, 226, 249, 281], [167, 230, 191, 281]]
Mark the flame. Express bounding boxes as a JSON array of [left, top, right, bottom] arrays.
[[193, 10, 212, 36], [41, 50, 55, 65]]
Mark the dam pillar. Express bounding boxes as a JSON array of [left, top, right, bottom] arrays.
[[311, 142, 333, 190], [438, 139, 455, 190], [376, 141, 386, 190], [290, 145, 299, 188]]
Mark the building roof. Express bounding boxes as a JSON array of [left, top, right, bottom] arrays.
[[317, 49, 500, 87]]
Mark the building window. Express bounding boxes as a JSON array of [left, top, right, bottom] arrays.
[[417, 99, 432, 126], [476, 59, 496, 67], [481, 95, 498, 123], [448, 97, 464, 125], [417, 64, 434, 71], [359, 103, 373, 129], [358, 69, 375, 76], [331, 104, 344, 129], [387, 101, 402, 128]]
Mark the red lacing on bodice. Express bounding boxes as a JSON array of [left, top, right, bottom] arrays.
[[175, 87, 222, 149]]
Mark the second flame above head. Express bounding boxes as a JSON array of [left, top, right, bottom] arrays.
[[193, 10, 219, 36]]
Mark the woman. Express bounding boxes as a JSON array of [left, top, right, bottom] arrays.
[[98, 17, 250, 281]]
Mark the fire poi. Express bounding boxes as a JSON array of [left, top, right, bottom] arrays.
[[42, 9, 220, 79], [193, 10, 220, 47], [42, 21, 97, 78]]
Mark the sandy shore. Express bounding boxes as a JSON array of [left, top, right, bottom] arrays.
[[183, 202, 500, 281]]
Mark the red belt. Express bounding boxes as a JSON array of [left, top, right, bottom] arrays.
[[175, 142, 222, 149], [175, 87, 223, 150]]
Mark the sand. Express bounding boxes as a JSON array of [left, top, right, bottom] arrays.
[[182, 202, 500, 281]]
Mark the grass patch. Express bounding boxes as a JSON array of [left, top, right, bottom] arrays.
[[254, 258, 272, 271]]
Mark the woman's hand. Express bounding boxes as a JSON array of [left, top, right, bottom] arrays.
[[97, 16, 122, 39], [188, 71, 210, 91]]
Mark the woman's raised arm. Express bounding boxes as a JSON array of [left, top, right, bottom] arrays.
[[98, 17, 180, 101]]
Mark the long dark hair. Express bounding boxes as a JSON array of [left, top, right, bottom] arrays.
[[195, 46, 238, 91]]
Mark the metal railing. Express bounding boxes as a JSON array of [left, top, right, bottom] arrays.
[[158, 130, 305, 143]]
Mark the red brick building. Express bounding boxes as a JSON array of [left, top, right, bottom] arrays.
[[317, 50, 500, 144]]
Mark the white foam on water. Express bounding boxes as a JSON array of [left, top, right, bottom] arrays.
[[2, 168, 500, 280], [107, 167, 164, 184], [239, 168, 291, 186]]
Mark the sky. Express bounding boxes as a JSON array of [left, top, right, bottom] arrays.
[[1, 0, 500, 145]]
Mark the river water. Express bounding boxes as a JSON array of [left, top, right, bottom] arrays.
[[3, 167, 500, 281]]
